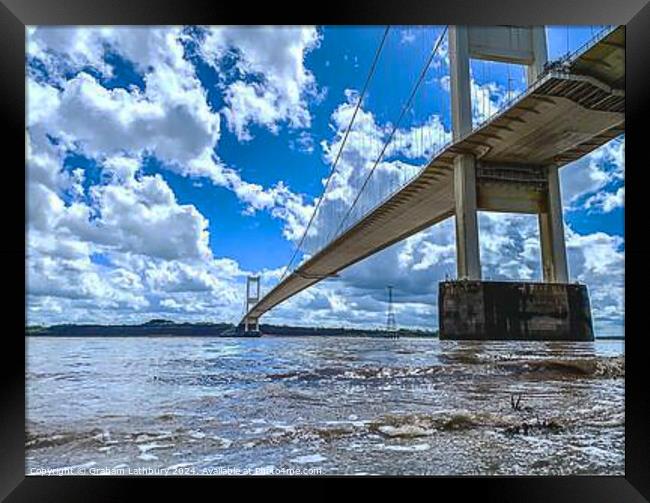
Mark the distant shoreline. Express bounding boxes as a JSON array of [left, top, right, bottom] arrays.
[[25, 319, 439, 338], [25, 319, 624, 340]]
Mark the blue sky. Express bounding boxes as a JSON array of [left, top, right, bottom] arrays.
[[26, 26, 624, 335]]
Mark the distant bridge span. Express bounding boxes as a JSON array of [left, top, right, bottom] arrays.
[[241, 26, 624, 330]]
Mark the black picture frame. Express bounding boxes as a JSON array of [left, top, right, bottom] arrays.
[[3, 0, 648, 499]]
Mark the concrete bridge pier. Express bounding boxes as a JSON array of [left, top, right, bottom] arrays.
[[440, 25, 594, 341], [243, 316, 259, 333]]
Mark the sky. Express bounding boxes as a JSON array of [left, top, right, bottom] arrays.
[[25, 25, 624, 336]]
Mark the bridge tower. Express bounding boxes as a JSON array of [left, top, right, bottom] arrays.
[[243, 275, 261, 334], [386, 285, 397, 332], [441, 26, 593, 340]]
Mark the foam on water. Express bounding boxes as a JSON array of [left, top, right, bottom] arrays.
[[290, 454, 327, 464]]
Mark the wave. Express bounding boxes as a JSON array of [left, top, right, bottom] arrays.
[[26, 428, 111, 450], [255, 383, 325, 404], [367, 410, 582, 440], [239, 409, 573, 448], [26, 428, 177, 450], [241, 422, 363, 448], [369, 411, 514, 435], [265, 355, 624, 383], [26, 426, 236, 452], [495, 356, 624, 379], [266, 365, 447, 382]]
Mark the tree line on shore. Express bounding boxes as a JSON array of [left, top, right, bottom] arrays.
[[26, 318, 439, 338]]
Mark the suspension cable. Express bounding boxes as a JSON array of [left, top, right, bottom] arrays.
[[280, 26, 391, 280], [333, 25, 448, 239]]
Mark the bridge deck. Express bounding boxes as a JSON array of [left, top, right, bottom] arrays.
[[244, 27, 624, 323]]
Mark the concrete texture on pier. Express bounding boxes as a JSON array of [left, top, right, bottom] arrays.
[[439, 280, 594, 340]]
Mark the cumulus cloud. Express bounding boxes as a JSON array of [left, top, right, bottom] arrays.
[[29, 69, 224, 182], [26, 26, 323, 326], [28, 26, 313, 236], [26, 98, 257, 322], [567, 230, 624, 334], [62, 171, 212, 261], [28, 26, 190, 83], [584, 186, 624, 213], [199, 26, 321, 141], [560, 136, 625, 210], [289, 131, 315, 154]]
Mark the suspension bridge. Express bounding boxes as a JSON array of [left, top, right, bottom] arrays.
[[239, 25, 624, 340]]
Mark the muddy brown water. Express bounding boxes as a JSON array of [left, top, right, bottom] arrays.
[[26, 336, 624, 475]]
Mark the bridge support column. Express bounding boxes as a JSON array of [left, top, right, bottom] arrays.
[[538, 165, 569, 283], [527, 26, 548, 85], [454, 154, 481, 280], [450, 26, 481, 281], [449, 26, 472, 139]]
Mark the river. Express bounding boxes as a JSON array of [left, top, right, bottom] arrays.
[[26, 336, 624, 476]]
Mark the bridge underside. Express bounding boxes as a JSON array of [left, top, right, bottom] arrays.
[[243, 27, 624, 329]]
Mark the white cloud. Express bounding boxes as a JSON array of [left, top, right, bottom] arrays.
[[391, 115, 451, 160], [27, 137, 213, 264], [471, 79, 505, 126], [30, 71, 223, 181], [26, 26, 319, 325], [200, 26, 321, 141], [289, 131, 315, 154], [27, 250, 149, 309], [70, 173, 212, 261], [584, 186, 624, 213], [478, 212, 541, 281], [561, 136, 625, 209], [28, 26, 190, 83], [567, 229, 624, 334], [27, 26, 316, 250], [400, 29, 416, 45]]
